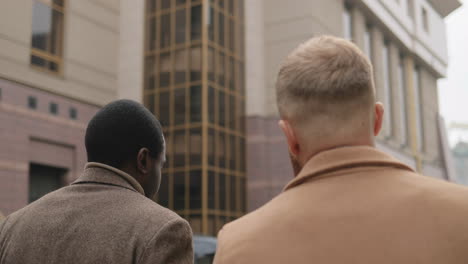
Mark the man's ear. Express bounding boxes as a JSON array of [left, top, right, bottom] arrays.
[[137, 148, 150, 175], [279, 120, 300, 157], [374, 102, 384, 136]]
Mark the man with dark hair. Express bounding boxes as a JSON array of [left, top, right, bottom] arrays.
[[0, 100, 193, 264]]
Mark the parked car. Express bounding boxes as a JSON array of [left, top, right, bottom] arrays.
[[194, 235, 217, 264]]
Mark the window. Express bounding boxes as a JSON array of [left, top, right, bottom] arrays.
[[29, 163, 66, 203], [422, 7, 429, 32], [28, 96, 38, 110], [69, 107, 77, 120], [397, 55, 407, 145], [364, 25, 372, 60], [49, 102, 58, 115], [343, 4, 353, 40], [30, 0, 65, 73], [414, 67, 424, 151], [382, 41, 392, 137]]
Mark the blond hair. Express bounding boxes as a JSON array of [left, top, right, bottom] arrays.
[[276, 36, 375, 125]]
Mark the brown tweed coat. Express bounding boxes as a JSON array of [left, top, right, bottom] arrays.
[[0, 162, 193, 264]]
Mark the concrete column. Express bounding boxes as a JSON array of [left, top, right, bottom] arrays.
[[118, 0, 145, 102], [404, 56, 422, 172], [389, 42, 402, 146], [351, 7, 366, 51], [370, 27, 386, 140]]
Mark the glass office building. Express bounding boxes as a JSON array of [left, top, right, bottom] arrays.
[[143, 0, 246, 235]]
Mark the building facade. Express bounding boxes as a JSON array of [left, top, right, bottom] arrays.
[[245, 0, 461, 210], [0, 0, 460, 236]]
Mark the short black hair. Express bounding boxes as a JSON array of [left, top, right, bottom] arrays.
[[85, 99, 164, 168]]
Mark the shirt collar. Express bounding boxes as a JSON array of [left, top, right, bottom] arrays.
[[73, 162, 146, 196], [284, 146, 414, 191]]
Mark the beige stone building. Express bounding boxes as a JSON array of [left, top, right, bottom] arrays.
[[245, 0, 461, 210], [0, 0, 460, 236]]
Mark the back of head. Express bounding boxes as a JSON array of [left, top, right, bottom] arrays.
[[276, 36, 376, 147], [85, 99, 164, 169]]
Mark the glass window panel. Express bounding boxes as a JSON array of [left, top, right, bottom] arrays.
[[218, 132, 226, 168], [145, 56, 156, 90], [229, 96, 236, 131], [32, 2, 52, 51], [174, 88, 186, 125], [239, 177, 246, 212], [144, 94, 156, 114], [174, 172, 186, 210], [208, 86, 215, 123], [208, 129, 215, 165], [190, 214, 202, 234], [239, 137, 245, 172], [50, 9, 63, 56], [190, 170, 202, 209], [174, 49, 187, 84], [208, 48, 215, 81], [218, 52, 225, 86], [49, 61, 59, 71], [219, 173, 226, 210], [191, 5, 202, 41], [228, 0, 234, 15], [190, 45, 202, 81], [160, 13, 171, 48], [190, 85, 202, 123], [229, 135, 236, 169], [218, 90, 225, 127], [53, 0, 64, 7], [31, 55, 47, 67], [208, 7, 215, 42], [218, 12, 225, 47], [189, 128, 202, 166], [159, 52, 171, 87], [208, 215, 216, 236], [161, 0, 171, 9], [176, 0, 186, 6], [174, 130, 186, 167], [147, 0, 158, 13], [176, 9, 186, 44], [218, 0, 225, 9], [236, 62, 245, 96], [158, 91, 170, 126], [230, 175, 236, 211], [147, 17, 157, 51], [229, 57, 235, 90], [164, 132, 172, 167], [208, 171, 215, 209], [228, 19, 235, 52], [158, 172, 169, 207]]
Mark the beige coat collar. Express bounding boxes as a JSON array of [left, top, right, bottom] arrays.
[[284, 146, 414, 191], [72, 162, 146, 196]]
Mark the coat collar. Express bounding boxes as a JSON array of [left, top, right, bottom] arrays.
[[284, 146, 414, 191], [72, 162, 146, 196]]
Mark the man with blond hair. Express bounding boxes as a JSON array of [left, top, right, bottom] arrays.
[[214, 36, 468, 263]]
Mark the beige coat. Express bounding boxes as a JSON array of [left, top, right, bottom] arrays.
[[0, 162, 193, 264], [215, 146, 468, 264]]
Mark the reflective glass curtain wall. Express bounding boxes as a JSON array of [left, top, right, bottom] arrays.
[[143, 0, 246, 236]]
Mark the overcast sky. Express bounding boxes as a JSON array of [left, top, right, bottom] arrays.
[[438, 0, 468, 144]]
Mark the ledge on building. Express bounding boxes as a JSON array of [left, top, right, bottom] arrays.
[[428, 0, 462, 17]]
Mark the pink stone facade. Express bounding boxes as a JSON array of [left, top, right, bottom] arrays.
[[0, 78, 99, 215], [246, 116, 294, 211]]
